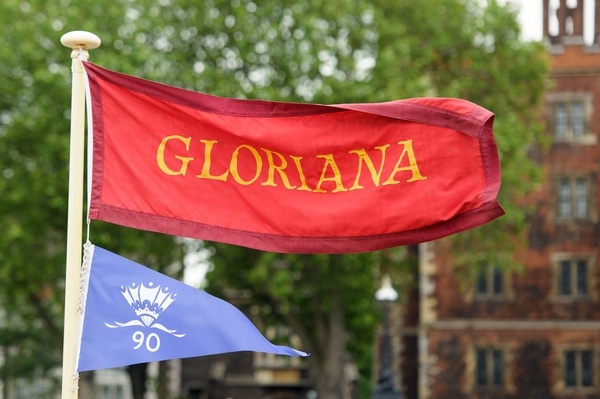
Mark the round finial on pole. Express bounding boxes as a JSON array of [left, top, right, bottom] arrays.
[[60, 31, 101, 50]]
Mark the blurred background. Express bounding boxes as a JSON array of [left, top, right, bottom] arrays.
[[2, 0, 597, 398]]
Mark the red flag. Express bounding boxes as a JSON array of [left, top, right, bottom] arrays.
[[83, 62, 504, 254]]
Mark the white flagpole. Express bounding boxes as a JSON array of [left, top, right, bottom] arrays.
[[60, 30, 100, 399]]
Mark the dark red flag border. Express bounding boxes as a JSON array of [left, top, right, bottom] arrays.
[[83, 62, 504, 254]]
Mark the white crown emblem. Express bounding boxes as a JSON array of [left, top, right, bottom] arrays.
[[120, 282, 177, 327], [105, 280, 185, 340]]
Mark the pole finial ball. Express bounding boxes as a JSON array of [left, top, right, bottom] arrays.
[[60, 31, 101, 50]]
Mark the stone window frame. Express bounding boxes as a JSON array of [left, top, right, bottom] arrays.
[[556, 345, 599, 393], [465, 344, 513, 394], [550, 173, 597, 223], [468, 265, 514, 302], [550, 252, 597, 302], [546, 92, 596, 145]]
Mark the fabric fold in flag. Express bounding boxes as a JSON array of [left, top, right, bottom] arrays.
[[76, 244, 308, 372], [83, 62, 504, 254]]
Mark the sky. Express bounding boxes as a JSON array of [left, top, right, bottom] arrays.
[[511, 0, 544, 41], [511, 0, 596, 43]]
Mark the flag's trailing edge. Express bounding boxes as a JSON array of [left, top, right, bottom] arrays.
[[83, 62, 504, 254], [76, 244, 308, 372]]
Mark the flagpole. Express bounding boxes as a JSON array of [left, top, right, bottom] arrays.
[[60, 30, 101, 399]]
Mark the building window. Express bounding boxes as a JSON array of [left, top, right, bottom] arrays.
[[476, 266, 504, 298], [558, 259, 589, 298], [94, 368, 131, 399], [476, 348, 505, 388], [255, 324, 304, 368], [564, 350, 594, 388], [551, 97, 589, 141], [98, 384, 125, 399], [557, 177, 589, 219]]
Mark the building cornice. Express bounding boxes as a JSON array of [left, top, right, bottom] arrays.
[[419, 319, 600, 330]]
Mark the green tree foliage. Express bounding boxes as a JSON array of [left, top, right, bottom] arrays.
[[0, 0, 185, 395], [371, 0, 548, 273], [206, 245, 411, 398], [204, 1, 548, 398], [0, 0, 547, 397]]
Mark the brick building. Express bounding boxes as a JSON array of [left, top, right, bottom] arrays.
[[404, 1, 600, 398]]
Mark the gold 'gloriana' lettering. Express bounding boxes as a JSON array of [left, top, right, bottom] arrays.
[[261, 148, 296, 189], [349, 145, 390, 190], [230, 145, 262, 185], [314, 154, 348, 193], [196, 140, 229, 181], [157, 135, 193, 176], [156, 136, 427, 193], [382, 140, 428, 185], [289, 156, 312, 192]]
